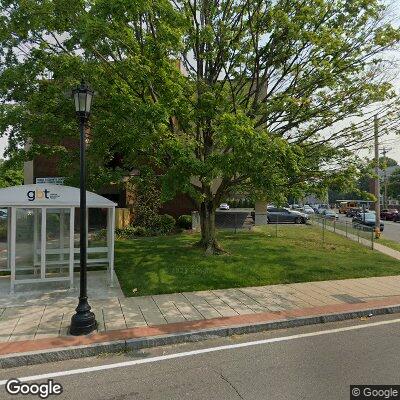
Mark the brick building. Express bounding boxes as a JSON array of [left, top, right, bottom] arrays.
[[24, 142, 196, 220]]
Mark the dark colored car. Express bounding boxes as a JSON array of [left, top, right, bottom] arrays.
[[346, 207, 361, 218], [0, 209, 7, 220], [267, 207, 309, 224], [353, 212, 384, 231], [380, 209, 399, 221]]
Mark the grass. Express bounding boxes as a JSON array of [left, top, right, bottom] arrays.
[[114, 224, 400, 297], [377, 238, 400, 252]]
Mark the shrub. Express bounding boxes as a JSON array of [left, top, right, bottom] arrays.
[[177, 214, 192, 229], [115, 226, 152, 239], [0, 224, 6, 240], [243, 198, 253, 208], [115, 214, 175, 239], [155, 214, 175, 234], [93, 228, 107, 241], [133, 226, 152, 237], [115, 223, 174, 239]]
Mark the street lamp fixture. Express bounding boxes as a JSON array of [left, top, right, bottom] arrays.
[[73, 80, 93, 119], [69, 80, 97, 336]]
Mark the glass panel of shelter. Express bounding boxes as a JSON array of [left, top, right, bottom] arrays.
[[15, 208, 42, 281], [45, 208, 71, 279], [88, 208, 108, 267], [13, 207, 74, 285], [10, 205, 113, 291], [74, 208, 109, 270], [0, 207, 9, 272]]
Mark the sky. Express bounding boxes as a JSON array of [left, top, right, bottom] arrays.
[[358, 0, 400, 164]]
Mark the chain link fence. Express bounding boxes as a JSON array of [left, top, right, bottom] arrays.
[[310, 214, 376, 249], [191, 210, 379, 247], [192, 209, 254, 233]]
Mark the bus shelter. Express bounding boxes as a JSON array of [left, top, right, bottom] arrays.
[[0, 184, 116, 293]]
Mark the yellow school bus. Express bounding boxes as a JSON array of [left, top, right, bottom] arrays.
[[338, 201, 357, 214], [337, 200, 373, 214]]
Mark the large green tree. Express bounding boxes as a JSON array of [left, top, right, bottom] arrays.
[[0, 159, 23, 188], [387, 167, 400, 200], [0, 0, 399, 253], [381, 156, 398, 168]]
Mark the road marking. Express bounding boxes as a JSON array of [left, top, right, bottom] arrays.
[[1, 317, 400, 385]]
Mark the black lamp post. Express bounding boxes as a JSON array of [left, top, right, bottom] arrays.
[[70, 80, 97, 335]]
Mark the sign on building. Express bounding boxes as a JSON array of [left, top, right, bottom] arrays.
[[36, 177, 65, 185]]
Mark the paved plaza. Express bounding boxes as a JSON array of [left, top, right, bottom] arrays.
[[2, 273, 400, 343]]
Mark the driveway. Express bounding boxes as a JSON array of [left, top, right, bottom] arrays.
[[338, 214, 400, 243]]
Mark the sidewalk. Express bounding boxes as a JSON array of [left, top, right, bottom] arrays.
[[2, 275, 400, 345], [2, 275, 400, 366], [314, 219, 400, 260]]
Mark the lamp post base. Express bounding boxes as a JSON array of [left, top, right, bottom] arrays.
[[69, 298, 97, 336]]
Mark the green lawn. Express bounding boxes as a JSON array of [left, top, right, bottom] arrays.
[[377, 238, 400, 252], [115, 225, 400, 297]]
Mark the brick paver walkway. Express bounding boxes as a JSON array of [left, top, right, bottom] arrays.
[[1, 275, 400, 343]]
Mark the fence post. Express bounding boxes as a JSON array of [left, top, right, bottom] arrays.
[[357, 226, 360, 243], [345, 222, 348, 238], [322, 217, 325, 244], [234, 213, 237, 234], [333, 218, 336, 232], [276, 213, 278, 238], [371, 229, 374, 250]]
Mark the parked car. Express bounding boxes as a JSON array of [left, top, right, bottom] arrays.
[[318, 204, 330, 210], [346, 207, 362, 218], [267, 207, 309, 224], [0, 209, 7, 220], [219, 203, 230, 210], [303, 205, 315, 214], [353, 212, 384, 231], [380, 209, 399, 221], [321, 209, 338, 220]]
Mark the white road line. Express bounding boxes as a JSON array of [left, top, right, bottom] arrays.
[[1, 317, 400, 385]]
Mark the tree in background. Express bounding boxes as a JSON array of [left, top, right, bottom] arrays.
[[329, 155, 400, 204], [387, 167, 400, 200], [0, 159, 23, 188], [0, 0, 399, 253], [380, 157, 398, 169], [131, 169, 162, 229]]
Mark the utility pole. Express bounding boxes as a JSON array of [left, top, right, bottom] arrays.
[[380, 147, 392, 209], [374, 115, 381, 234]]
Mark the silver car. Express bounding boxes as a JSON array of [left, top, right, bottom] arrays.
[[267, 207, 309, 224]]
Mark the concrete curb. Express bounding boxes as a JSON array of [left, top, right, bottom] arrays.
[[1, 303, 400, 368]]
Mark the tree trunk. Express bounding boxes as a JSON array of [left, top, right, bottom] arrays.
[[198, 200, 225, 255]]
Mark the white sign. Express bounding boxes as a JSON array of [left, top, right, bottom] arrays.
[[36, 177, 65, 185], [0, 184, 116, 207]]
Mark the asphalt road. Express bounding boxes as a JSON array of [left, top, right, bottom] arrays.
[[338, 214, 400, 242], [2, 314, 400, 400], [381, 219, 400, 242]]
